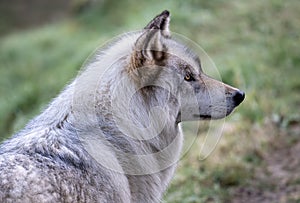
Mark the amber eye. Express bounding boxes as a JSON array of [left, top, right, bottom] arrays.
[[184, 73, 193, 81]]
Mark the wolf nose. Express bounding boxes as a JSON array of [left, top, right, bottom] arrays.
[[233, 90, 245, 106]]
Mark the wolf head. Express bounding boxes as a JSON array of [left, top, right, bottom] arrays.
[[127, 10, 245, 122], [70, 10, 246, 175]]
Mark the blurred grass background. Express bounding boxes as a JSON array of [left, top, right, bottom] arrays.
[[0, 0, 299, 202]]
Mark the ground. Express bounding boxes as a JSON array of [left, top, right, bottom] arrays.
[[231, 120, 300, 203]]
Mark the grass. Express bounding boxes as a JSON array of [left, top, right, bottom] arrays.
[[0, 0, 299, 202]]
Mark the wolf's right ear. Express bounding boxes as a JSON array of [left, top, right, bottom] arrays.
[[130, 11, 171, 70], [144, 10, 170, 38]]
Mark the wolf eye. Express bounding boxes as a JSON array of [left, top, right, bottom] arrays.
[[184, 73, 194, 81]]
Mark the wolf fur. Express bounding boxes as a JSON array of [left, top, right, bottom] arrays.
[[0, 10, 244, 203]]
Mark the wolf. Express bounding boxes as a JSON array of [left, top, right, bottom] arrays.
[[0, 10, 244, 203]]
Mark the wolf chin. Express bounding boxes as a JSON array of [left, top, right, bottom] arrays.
[[0, 10, 245, 203]]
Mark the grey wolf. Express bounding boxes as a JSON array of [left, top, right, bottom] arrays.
[[0, 10, 244, 203]]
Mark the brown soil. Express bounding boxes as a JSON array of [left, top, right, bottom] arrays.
[[230, 123, 300, 203]]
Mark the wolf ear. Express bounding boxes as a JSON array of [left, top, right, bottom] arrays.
[[144, 10, 171, 38], [130, 11, 171, 69]]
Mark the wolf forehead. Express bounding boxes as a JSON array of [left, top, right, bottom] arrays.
[[133, 32, 202, 70], [160, 39, 202, 71]]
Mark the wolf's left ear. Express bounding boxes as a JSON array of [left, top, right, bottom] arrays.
[[130, 11, 171, 70]]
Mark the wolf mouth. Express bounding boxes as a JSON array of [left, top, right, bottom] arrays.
[[193, 114, 212, 119]]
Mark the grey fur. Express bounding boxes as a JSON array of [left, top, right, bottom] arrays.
[[0, 10, 244, 203]]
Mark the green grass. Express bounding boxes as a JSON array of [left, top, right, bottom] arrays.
[[0, 0, 299, 202]]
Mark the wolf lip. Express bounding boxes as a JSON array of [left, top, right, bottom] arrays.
[[193, 114, 212, 119]]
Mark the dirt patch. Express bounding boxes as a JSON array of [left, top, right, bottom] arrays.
[[230, 122, 300, 203]]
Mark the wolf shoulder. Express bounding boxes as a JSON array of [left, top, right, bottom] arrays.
[[0, 132, 130, 203]]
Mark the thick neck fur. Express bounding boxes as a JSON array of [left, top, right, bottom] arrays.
[[0, 33, 183, 174]]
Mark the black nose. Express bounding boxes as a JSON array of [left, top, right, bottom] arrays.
[[233, 90, 245, 106]]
